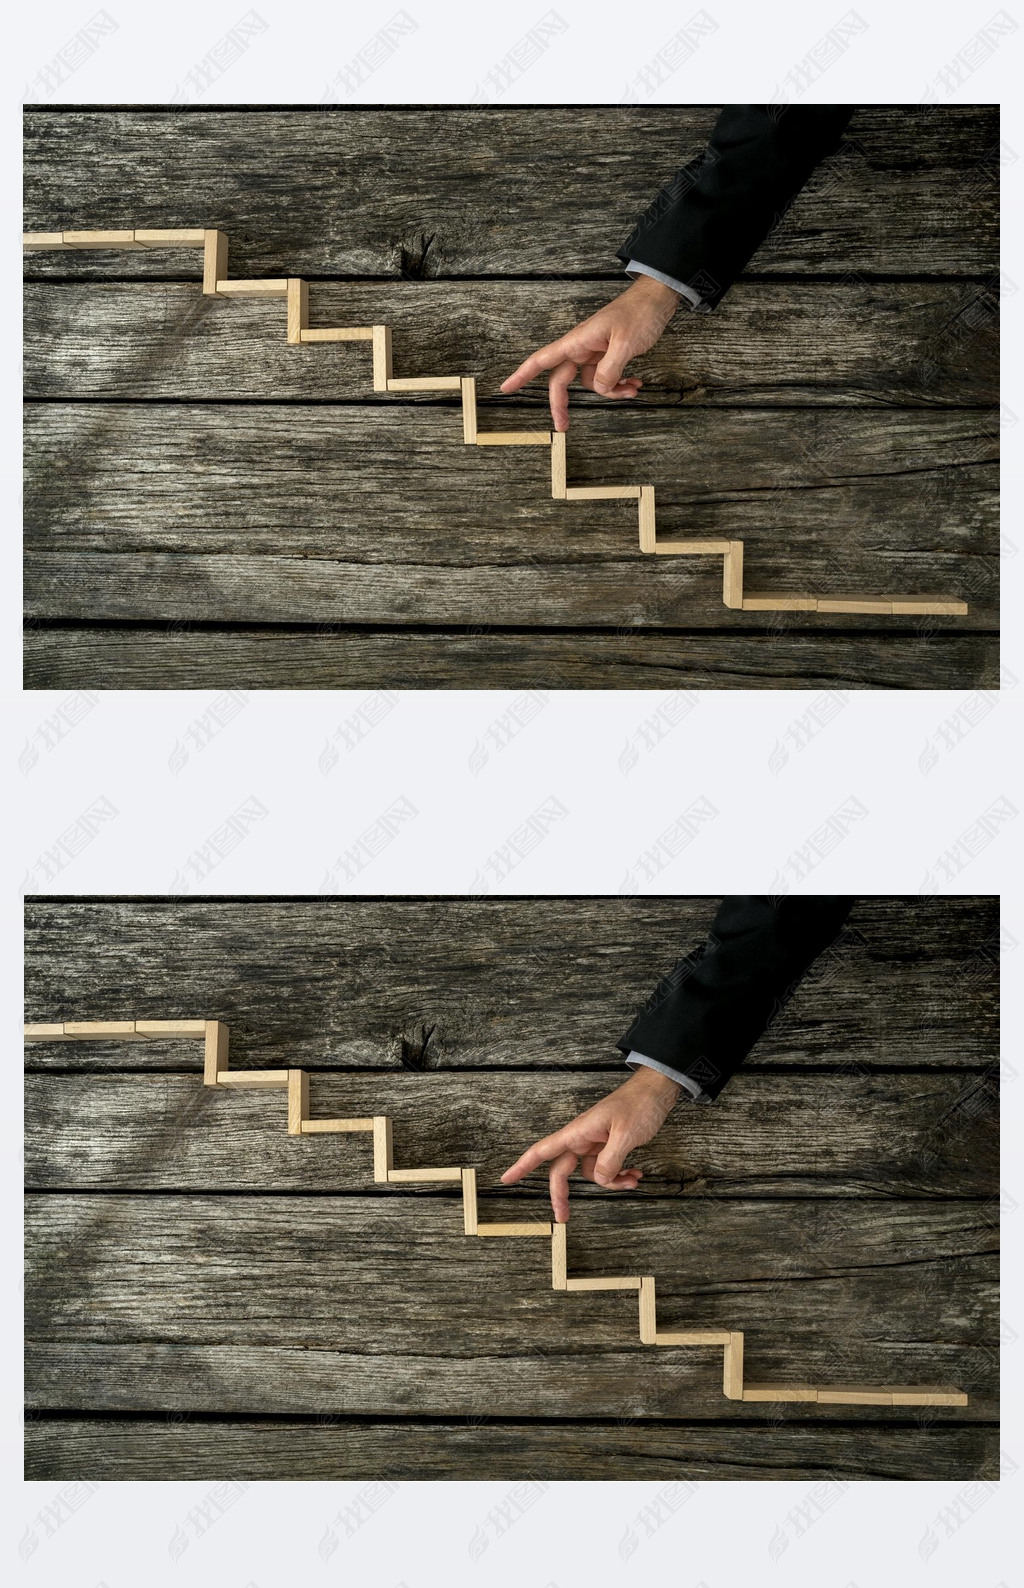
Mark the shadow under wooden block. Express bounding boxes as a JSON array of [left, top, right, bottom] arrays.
[[462, 1169, 478, 1234], [287, 1069, 309, 1135], [203, 1021, 229, 1085], [203, 230, 228, 295], [372, 1116, 394, 1181], [565, 1276, 641, 1291], [638, 1277, 657, 1344], [476, 1222, 553, 1236], [723, 1333, 745, 1399]]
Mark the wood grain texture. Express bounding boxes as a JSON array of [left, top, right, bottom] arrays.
[[23, 1070, 996, 1198], [23, 406, 995, 627], [23, 1416, 999, 1481], [22, 107, 998, 278], [23, 898, 999, 1072], [22, 280, 998, 407], [21, 628, 1000, 692]]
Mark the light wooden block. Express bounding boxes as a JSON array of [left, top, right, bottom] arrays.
[[565, 1276, 641, 1291], [654, 539, 732, 555], [300, 1118, 375, 1132], [203, 230, 229, 295], [387, 1167, 464, 1182], [816, 1386, 893, 1405], [550, 430, 566, 498], [565, 485, 641, 500], [135, 1020, 208, 1037], [386, 376, 463, 391], [462, 1168, 478, 1234], [62, 1021, 139, 1037], [62, 231, 144, 249], [287, 1069, 309, 1135], [372, 325, 393, 391], [638, 486, 656, 553], [742, 594, 818, 611], [461, 377, 477, 444], [476, 432, 551, 446], [214, 1069, 289, 1088], [890, 598, 969, 616], [215, 280, 289, 297], [23, 233, 69, 250], [815, 597, 893, 615], [655, 1331, 734, 1346], [722, 543, 744, 609], [638, 1277, 657, 1344], [476, 1222, 553, 1237], [372, 1115, 394, 1181], [23, 1023, 68, 1039], [742, 1384, 819, 1402], [551, 1221, 566, 1288], [888, 1387, 969, 1406], [133, 229, 207, 247], [287, 278, 308, 345], [723, 1333, 745, 1399], [299, 327, 375, 342], [203, 1021, 229, 1085]]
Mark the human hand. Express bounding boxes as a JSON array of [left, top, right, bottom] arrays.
[[499, 1066, 681, 1223], [499, 275, 681, 432]]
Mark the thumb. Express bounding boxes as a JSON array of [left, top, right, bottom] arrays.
[[593, 1130, 632, 1184], [593, 340, 629, 394]]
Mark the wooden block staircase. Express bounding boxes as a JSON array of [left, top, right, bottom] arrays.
[[23, 1018, 969, 1408], [23, 227, 968, 616]]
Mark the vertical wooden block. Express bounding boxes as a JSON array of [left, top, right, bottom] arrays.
[[723, 542, 744, 609], [372, 1116, 394, 1182], [638, 1277, 657, 1344], [638, 486, 656, 553], [204, 1020, 229, 1085], [550, 430, 566, 498], [372, 325, 393, 392], [203, 229, 229, 295], [551, 1222, 567, 1289], [461, 377, 477, 444], [462, 1168, 478, 1234], [287, 1069, 309, 1135], [723, 1332, 745, 1399], [287, 279, 308, 345]]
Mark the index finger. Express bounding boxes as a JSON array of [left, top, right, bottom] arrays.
[[500, 337, 574, 394], [500, 1126, 574, 1184]]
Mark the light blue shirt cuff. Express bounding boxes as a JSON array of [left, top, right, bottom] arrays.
[[626, 1050, 711, 1103], [624, 259, 706, 311]]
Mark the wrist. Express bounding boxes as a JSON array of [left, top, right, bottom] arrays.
[[628, 274, 682, 316], [627, 1064, 681, 1106]]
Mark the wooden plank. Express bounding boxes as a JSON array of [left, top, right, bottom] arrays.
[[23, 407, 994, 630], [23, 108, 998, 278], [24, 1199, 993, 1417], [23, 628, 998, 692], [22, 280, 998, 407], [23, 897, 999, 1078], [24, 1417, 998, 1482]]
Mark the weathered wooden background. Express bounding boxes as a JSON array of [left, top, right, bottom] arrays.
[[25, 896, 999, 1480], [23, 107, 998, 690]]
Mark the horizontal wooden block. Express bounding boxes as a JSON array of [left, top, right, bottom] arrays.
[[742, 1384, 819, 1402], [653, 539, 732, 555], [23, 233, 69, 250], [62, 231, 144, 249], [816, 597, 893, 614], [61, 1021, 140, 1037], [564, 485, 641, 500], [215, 280, 289, 297], [372, 1115, 393, 1182], [386, 376, 463, 391], [387, 1167, 464, 1182], [638, 1277, 657, 1344], [462, 1168, 478, 1235], [817, 1386, 894, 1405], [476, 1222, 553, 1237], [300, 1118, 374, 1133], [889, 1387, 969, 1406], [476, 432, 552, 446], [550, 430, 566, 498], [551, 1221, 567, 1288], [890, 598, 969, 615], [23, 1023, 68, 1039], [135, 1020, 208, 1036], [214, 1070, 289, 1089], [133, 229, 206, 246], [742, 594, 819, 611], [655, 1331, 734, 1346], [565, 1276, 641, 1291], [299, 328, 374, 342]]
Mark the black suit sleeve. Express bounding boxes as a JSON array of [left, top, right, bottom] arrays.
[[617, 104, 855, 309], [617, 896, 855, 1099]]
